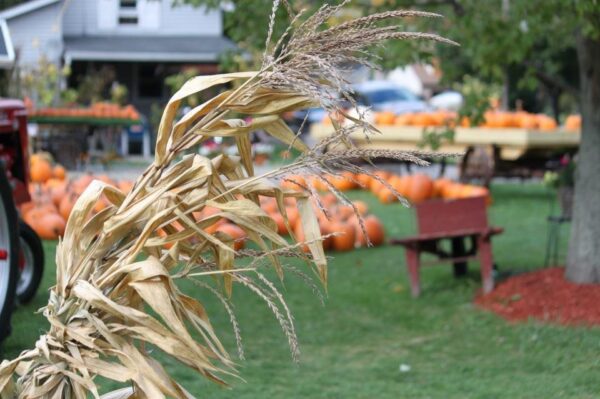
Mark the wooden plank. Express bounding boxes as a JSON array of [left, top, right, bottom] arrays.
[[310, 123, 580, 160], [29, 116, 140, 127]]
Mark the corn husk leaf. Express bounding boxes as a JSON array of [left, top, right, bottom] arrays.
[[0, 4, 445, 398]]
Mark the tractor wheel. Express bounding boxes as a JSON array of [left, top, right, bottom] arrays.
[[0, 164, 19, 344], [16, 220, 44, 304]]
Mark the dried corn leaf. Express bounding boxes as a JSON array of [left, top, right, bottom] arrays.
[[0, 4, 443, 398]]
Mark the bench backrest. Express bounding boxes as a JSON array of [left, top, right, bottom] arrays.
[[415, 196, 489, 235]]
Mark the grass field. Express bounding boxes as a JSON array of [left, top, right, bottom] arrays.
[[3, 183, 600, 398]]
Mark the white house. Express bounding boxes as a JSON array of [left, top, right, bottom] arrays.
[[0, 0, 236, 112]]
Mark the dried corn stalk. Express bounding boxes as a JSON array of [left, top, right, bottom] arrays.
[[0, 2, 453, 398]]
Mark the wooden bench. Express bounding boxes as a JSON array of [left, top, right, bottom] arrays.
[[390, 196, 503, 297]]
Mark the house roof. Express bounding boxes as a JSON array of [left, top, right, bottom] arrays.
[[0, 20, 15, 68], [64, 35, 237, 63], [0, 0, 60, 20]]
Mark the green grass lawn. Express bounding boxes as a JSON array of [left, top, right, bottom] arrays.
[[4, 183, 600, 398]]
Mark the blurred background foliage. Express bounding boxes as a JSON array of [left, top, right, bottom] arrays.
[[183, 0, 583, 119]]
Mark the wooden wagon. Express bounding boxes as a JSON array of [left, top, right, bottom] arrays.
[[310, 124, 581, 184]]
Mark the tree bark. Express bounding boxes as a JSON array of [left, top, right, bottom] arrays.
[[565, 33, 600, 283]]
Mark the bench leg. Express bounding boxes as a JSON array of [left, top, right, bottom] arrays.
[[405, 247, 421, 298], [477, 237, 494, 294], [451, 237, 468, 277]]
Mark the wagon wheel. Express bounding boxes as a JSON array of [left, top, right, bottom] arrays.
[[0, 164, 19, 344], [459, 145, 497, 187], [16, 220, 44, 304]]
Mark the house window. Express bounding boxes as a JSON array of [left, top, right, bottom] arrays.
[[120, 0, 137, 8], [118, 16, 138, 25], [118, 0, 138, 25]]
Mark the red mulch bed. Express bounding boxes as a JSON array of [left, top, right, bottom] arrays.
[[475, 267, 600, 326]]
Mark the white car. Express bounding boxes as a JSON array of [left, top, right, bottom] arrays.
[[290, 80, 429, 130], [351, 80, 430, 114]]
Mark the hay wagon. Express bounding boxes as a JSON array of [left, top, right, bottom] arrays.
[[310, 124, 581, 185]]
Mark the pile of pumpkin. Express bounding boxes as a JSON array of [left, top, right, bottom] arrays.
[[281, 171, 490, 205], [157, 194, 385, 253], [564, 114, 581, 132], [30, 102, 140, 121], [25, 154, 385, 251], [23, 154, 134, 240], [262, 194, 385, 252], [371, 110, 560, 131]]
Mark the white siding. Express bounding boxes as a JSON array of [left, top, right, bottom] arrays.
[[6, 2, 63, 68], [63, 0, 221, 36], [62, 0, 97, 36], [159, 2, 221, 36], [97, 0, 118, 30], [139, 1, 160, 30]]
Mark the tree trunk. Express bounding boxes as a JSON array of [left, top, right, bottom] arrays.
[[565, 33, 600, 283]]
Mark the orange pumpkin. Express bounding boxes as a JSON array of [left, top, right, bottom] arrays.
[[441, 182, 463, 199], [389, 175, 410, 197], [93, 196, 110, 213], [199, 206, 226, 234], [30, 160, 53, 183], [459, 185, 492, 205], [375, 111, 396, 125], [72, 174, 95, 194], [31, 213, 66, 240], [59, 193, 78, 221], [293, 222, 309, 252], [377, 187, 397, 204], [44, 178, 64, 189], [260, 197, 278, 214], [432, 178, 452, 198], [368, 170, 391, 194], [428, 112, 446, 127], [319, 221, 334, 251], [294, 221, 333, 252], [157, 221, 186, 249], [49, 182, 68, 207], [330, 222, 356, 251], [518, 114, 538, 129], [355, 215, 385, 247], [404, 174, 433, 203], [281, 175, 306, 191], [320, 192, 338, 208], [19, 201, 35, 216], [53, 165, 67, 180], [326, 173, 356, 191], [311, 176, 329, 191], [394, 113, 414, 126], [285, 207, 300, 229], [484, 112, 513, 128], [412, 113, 434, 126], [355, 173, 372, 189], [565, 115, 581, 132], [30, 153, 45, 165], [538, 115, 557, 131], [271, 212, 288, 234], [283, 196, 297, 207], [215, 223, 246, 251], [117, 180, 134, 193], [352, 200, 369, 215]]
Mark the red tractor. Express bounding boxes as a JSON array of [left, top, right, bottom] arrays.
[[0, 99, 44, 344]]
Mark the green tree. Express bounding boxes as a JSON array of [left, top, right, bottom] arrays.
[[0, 0, 28, 11], [565, 2, 600, 283], [383, 0, 599, 283]]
